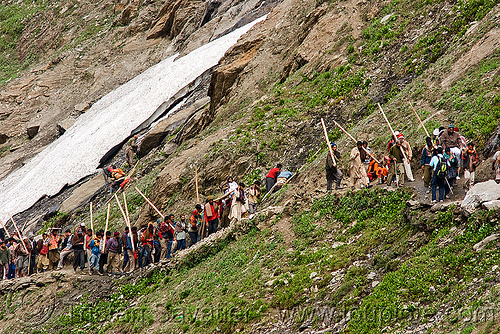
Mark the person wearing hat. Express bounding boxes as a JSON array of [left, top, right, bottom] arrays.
[[205, 196, 219, 235], [107, 231, 123, 275], [326, 142, 343, 191]]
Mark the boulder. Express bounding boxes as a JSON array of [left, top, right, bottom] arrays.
[[473, 234, 499, 252], [139, 97, 210, 156], [483, 200, 500, 211], [56, 118, 76, 136], [461, 180, 500, 213], [27, 125, 40, 139], [0, 133, 7, 144], [59, 173, 106, 214], [74, 102, 91, 113]]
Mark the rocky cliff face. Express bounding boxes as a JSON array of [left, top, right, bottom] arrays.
[[0, 0, 280, 181]]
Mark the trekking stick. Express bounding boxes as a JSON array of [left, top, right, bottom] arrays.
[[134, 187, 175, 230], [377, 103, 408, 162], [332, 119, 381, 164], [122, 193, 135, 253], [261, 182, 279, 202], [103, 203, 110, 249], [0, 219, 11, 238], [445, 178, 454, 195], [321, 118, 337, 167], [408, 102, 430, 138], [134, 187, 164, 220], [90, 202, 94, 238], [9, 214, 28, 253], [195, 167, 200, 204], [21, 219, 29, 233]]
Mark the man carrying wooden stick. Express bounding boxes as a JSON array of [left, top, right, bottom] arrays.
[[350, 141, 370, 190], [387, 135, 406, 187], [326, 143, 343, 190]]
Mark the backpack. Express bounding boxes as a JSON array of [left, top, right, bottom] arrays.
[[436, 156, 448, 179]]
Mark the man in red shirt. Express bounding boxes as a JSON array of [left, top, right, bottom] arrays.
[[266, 163, 282, 192], [205, 196, 219, 235]]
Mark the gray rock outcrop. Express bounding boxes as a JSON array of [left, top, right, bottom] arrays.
[[461, 180, 500, 213]]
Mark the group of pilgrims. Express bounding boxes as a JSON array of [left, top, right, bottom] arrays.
[[325, 122, 500, 203], [0, 176, 265, 279], [1, 107, 500, 280]]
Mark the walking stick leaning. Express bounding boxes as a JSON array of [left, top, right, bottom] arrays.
[[103, 203, 110, 247], [90, 202, 94, 238], [195, 167, 200, 204], [321, 118, 337, 167], [332, 119, 380, 164], [122, 193, 135, 253], [377, 103, 408, 162], [134, 187, 174, 230], [0, 219, 11, 238], [9, 214, 28, 253], [408, 102, 430, 138]]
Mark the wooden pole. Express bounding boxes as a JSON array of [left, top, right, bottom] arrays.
[[21, 219, 29, 232], [377, 103, 408, 162], [9, 214, 28, 253], [134, 187, 165, 219], [103, 203, 110, 249], [408, 102, 431, 138], [134, 187, 174, 230], [122, 193, 135, 253], [332, 119, 380, 164], [321, 118, 337, 167], [0, 219, 11, 238], [114, 194, 126, 221], [90, 202, 94, 238], [195, 167, 200, 204]]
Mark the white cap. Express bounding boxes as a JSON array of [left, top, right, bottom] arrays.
[[433, 128, 440, 136], [80, 223, 86, 227], [394, 131, 400, 136]]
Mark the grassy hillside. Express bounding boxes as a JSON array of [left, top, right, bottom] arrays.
[[29, 189, 500, 334]]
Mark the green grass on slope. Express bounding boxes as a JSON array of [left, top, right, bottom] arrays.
[[32, 189, 500, 334], [0, 0, 47, 85]]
